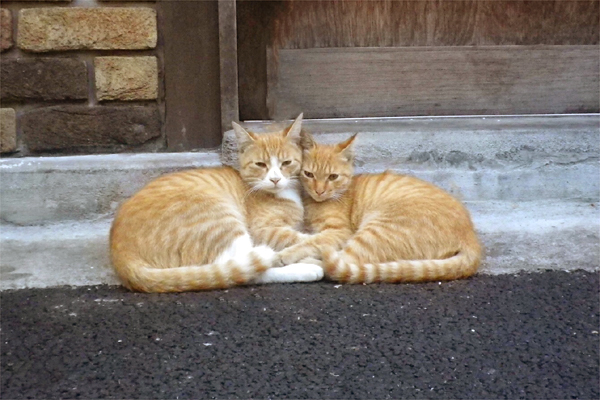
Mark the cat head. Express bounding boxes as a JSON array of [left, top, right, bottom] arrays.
[[232, 114, 304, 194], [299, 132, 357, 202]]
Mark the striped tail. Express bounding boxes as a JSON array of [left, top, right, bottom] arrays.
[[321, 245, 481, 284], [115, 250, 273, 293]]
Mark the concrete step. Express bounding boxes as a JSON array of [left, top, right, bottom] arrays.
[[2, 115, 598, 226], [1, 114, 598, 290], [224, 114, 599, 202], [1, 151, 222, 226], [1, 200, 597, 290]]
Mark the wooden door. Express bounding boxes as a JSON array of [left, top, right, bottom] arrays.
[[237, 0, 599, 120]]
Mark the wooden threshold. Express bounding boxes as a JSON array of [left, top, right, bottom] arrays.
[[267, 46, 600, 119]]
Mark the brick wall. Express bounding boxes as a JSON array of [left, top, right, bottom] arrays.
[[0, 1, 163, 156]]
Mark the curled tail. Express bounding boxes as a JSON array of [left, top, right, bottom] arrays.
[[321, 245, 481, 284], [114, 249, 273, 293]]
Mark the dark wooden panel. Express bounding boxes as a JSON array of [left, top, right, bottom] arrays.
[[160, 1, 221, 150], [272, 0, 599, 48], [268, 46, 599, 119], [237, 1, 286, 120]]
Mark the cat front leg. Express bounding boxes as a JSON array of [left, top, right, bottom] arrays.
[[273, 243, 320, 268], [272, 228, 352, 267], [299, 257, 322, 266], [252, 226, 311, 251]]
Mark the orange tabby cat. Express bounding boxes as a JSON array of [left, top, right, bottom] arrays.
[[110, 114, 323, 293], [273, 132, 482, 283]]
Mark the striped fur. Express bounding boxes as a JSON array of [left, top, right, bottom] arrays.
[[110, 115, 315, 292], [321, 244, 480, 284], [275, 132, 482, 283]]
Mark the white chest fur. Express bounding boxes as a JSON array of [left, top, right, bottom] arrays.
[[276, 187, 303, 208]]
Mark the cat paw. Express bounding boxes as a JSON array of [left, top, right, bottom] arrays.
[[272, 249, 302, 268], [288, 263, 324, 282], [251, 245, 276, 267], [253, 263, 323, 284], [271, 253, 286, 269]]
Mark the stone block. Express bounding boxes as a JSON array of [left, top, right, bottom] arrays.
[[18, 8, 157, 52], [21, 105, 161, 152], [1, 9, 12, 52], [0, 108, 17, 153], [1, 58, 88, 101], [95, 56, 158, 101]]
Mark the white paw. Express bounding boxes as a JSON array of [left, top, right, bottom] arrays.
[[272, 253, 285, 269], [251, 245, 276, 266], [254, 263, 324, 284], [286, 263, 324, 282]]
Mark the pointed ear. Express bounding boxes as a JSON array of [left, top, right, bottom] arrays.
[[232, 121, 256, 152], [283, 113, 303, 141], [336, 133, 358, 161], [300, 130, 317, 151]]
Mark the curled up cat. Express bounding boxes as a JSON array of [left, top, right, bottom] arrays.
[[273, 132, 482, 283], [110, 114, 323, 293]]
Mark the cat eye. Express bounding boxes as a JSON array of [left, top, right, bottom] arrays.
[[328, 174, 339, 181], [255, 162, 267, 168], [303, 170, 314, 178], [281, 160, 292, 166]]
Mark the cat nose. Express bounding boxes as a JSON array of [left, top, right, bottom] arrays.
[[315, 189, 325, 196], [270, 177, 281, 185]]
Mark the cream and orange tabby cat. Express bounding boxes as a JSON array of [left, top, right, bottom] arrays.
[[110, 114, 323, 293], [273, 132, 482, 283]]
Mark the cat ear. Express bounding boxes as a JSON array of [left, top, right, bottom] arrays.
[[336, 133, 358, 162], [232, 121, 256, 152], [283, 113, 303, 141], [300, 130, 317, 151]]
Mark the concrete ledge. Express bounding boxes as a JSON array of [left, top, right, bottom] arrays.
[[1, 219, 119, 290], [1, 152, 221, 225], [468, 201, 599, 275], [223, 114, 600, 202], [0, 200, 597, 290], [2, 115, 597, 225]]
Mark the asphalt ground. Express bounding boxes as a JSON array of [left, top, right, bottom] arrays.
[[1, 270, 598, 400]]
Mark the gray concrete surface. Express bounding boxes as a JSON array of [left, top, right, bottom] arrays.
[[0, 151, 221, 226], [1, 114, 598, 290], [2, 115, 598, 226], [1, 201, 597, 290]]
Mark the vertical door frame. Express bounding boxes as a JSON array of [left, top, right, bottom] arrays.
[[218, 0, 240, 132]]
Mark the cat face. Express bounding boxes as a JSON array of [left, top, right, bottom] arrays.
[[300, 133, 356, 202], [233, 114, 304, 194]]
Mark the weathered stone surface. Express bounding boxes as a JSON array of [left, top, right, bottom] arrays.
[[1, 9, 12, 52], [21, 105, 161, 152], [18, 8, 157, 52], [0, 108, 17, 153], [1, 58, 88, 101], [95, 56, 158, 101]]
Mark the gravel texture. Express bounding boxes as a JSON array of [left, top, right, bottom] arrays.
[[1, 270, 598, 399]]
